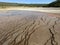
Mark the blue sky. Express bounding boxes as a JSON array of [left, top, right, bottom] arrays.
[[0, 0, 55, 4]]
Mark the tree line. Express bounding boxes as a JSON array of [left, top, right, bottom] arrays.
[[0, 2, 47, 7]]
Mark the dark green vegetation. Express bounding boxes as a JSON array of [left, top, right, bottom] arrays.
[[18, 4, 47, 7], [48, 0, 60, 7], [0, 2, 47, 8]]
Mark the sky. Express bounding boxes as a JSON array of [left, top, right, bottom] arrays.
[[0, 0, 55, 4]]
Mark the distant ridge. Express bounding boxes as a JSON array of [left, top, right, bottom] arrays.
[[0, 2, 47, 7], [0, 2, 19, 6]]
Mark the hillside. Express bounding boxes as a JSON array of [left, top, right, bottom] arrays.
[[48, 0, 60, 7]]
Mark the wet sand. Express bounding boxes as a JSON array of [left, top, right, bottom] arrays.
[[0, 10, 60, 45]]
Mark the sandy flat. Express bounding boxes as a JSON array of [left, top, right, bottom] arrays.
[[0, 7, 60, 13], [0, 10, 60, 45]]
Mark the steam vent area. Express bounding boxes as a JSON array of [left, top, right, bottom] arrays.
[[0, 10, 60, 45]]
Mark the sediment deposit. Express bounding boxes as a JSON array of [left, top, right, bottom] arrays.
[[0, 10, 60, 45]]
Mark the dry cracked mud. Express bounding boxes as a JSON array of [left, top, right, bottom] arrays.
[[0, 11, 60, 45]]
